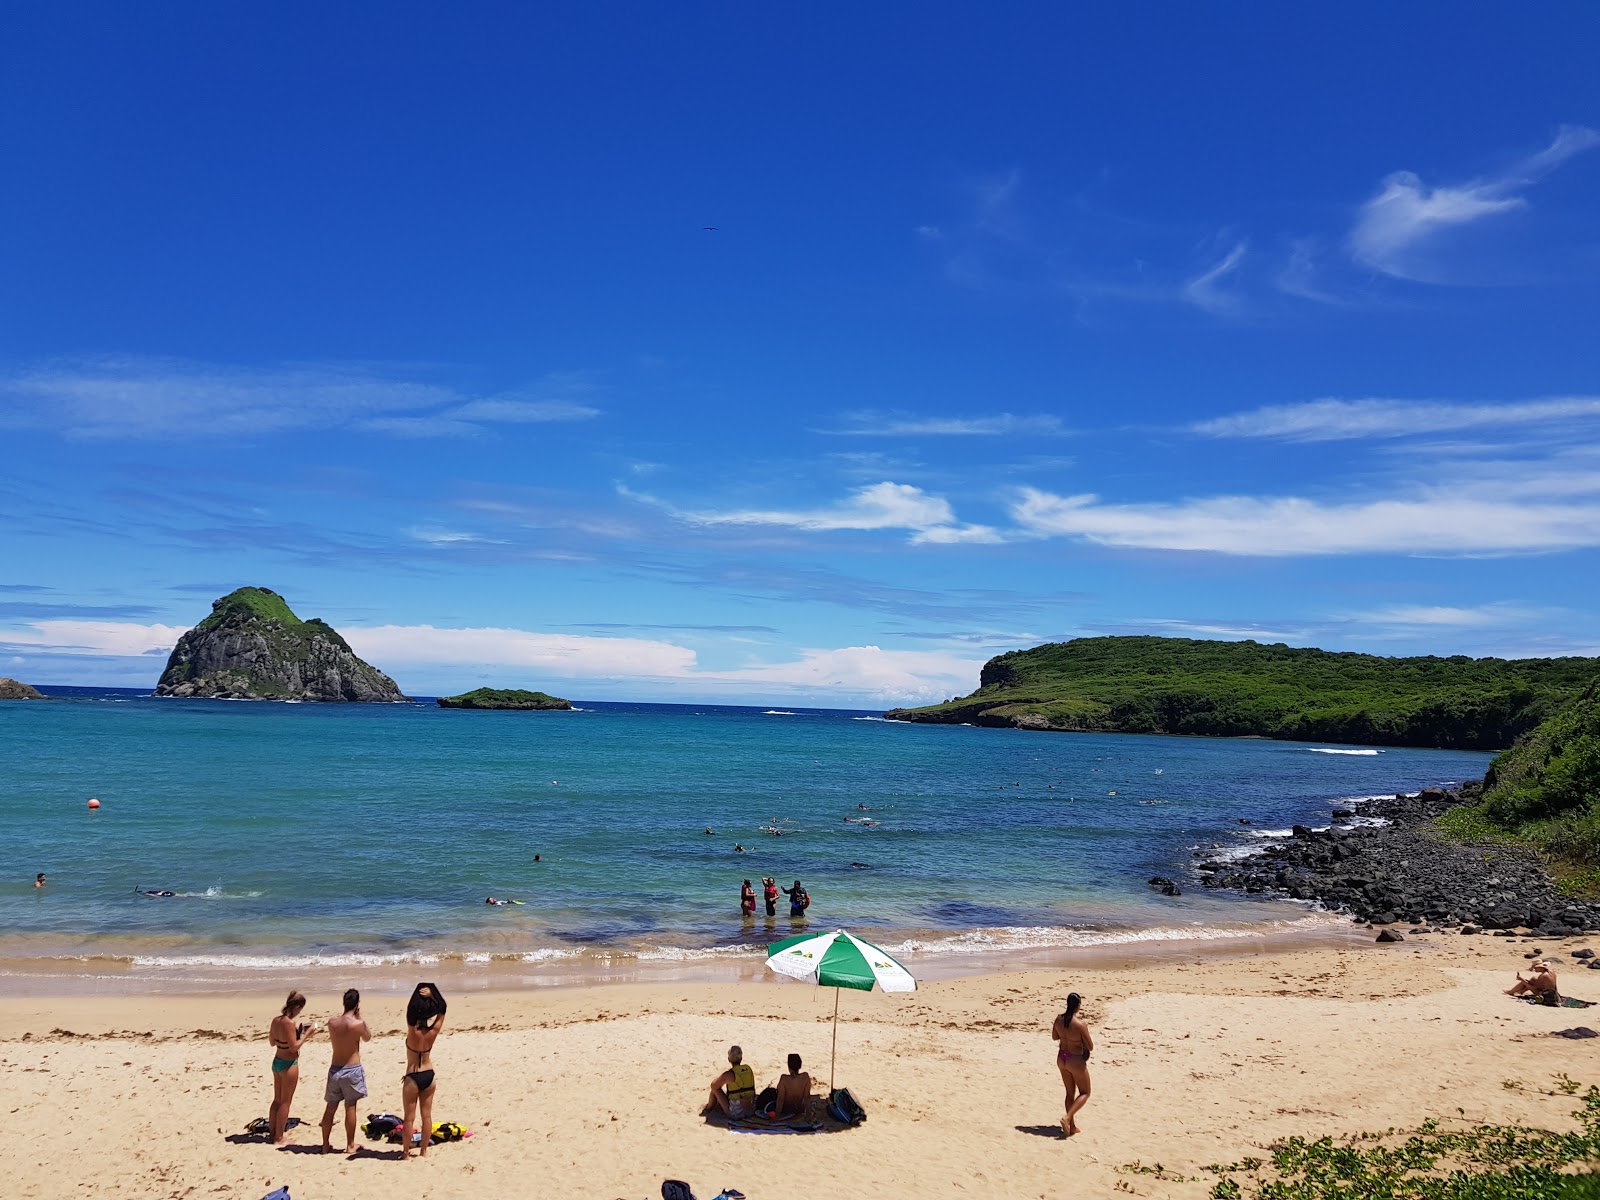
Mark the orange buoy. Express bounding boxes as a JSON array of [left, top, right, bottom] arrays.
[[87, 798, 101, 810]]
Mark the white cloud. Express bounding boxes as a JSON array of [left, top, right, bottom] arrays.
[[0, 357, 603, 440], [0, 620, 982, 704], [2, 621, 191, 656], [1348, 125, 1600, 282], [1193, 396, 1600, 442], [1010, 485, 1600, 557], [1183, 241, 1247, 314], [1348, 604, 1542, 628], [672, 481, 1003, 545], [822, 413, 1066, 437]]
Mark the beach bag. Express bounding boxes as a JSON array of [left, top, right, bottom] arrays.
[[431, 1121, 466, 1142], [662, 1182, 696, 1200], [363, 1112, 402, 1140], [827, 1087, 866, 1126], [754, 1085, 779, 1115], [244, 1117, 271, 1136], [261, 1189, 290, 1200]]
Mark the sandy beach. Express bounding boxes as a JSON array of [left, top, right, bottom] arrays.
[[3, 931, 1597, 1199]]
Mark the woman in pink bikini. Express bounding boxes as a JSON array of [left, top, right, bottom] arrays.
[[1050, 992, 1093, 1136]]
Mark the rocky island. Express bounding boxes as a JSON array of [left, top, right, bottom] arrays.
[[154, 587, 407, 702], [0, 677, 45, 700], [885, 635, 1600, 751], [436, 687, 571, 710]]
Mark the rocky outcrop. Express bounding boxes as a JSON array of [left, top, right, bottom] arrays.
[[154, 587, 407, 702], [1195, 783, 1600, 935], [437, 687, 571, 710], [0, 677, 45, 699]]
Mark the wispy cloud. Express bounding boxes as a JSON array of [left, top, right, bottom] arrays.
[[0, 357, 604, 440], [1348, 125, 1600, 283], [1193, 396, 1600, 442], [820, 412, 1066, 437], [629, 481, 1003, 545], [1010, 478, 1600, 557], [1183, 240, 1248, 315], [1347, 603, 1544, 628]]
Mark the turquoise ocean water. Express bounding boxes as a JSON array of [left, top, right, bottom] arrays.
[[0, 689, 1495, 977]]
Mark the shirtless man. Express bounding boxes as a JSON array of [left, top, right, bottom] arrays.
[[320, 988, 372, 1154], [1506, 961, 1561, 1003], [774, 1052, 812, 1118]]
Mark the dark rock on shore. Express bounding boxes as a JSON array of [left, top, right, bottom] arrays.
[[1196, 781, 1600, 934], [155, 587, 407, 702], [0, 677, 46, 699]]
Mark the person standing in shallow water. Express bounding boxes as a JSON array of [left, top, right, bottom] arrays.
[[740, 879, 756, 919], [782, 879, 810, 920], [1051, 992, 1093, 1136], [762, 877, 778, 918]]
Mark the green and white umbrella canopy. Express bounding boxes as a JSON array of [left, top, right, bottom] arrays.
[[765, 929, 917, 993]]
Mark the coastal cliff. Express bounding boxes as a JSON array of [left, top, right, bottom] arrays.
[[884, 635, 1600, 751], [154, 587, 406, 702], [437, 687, 571, 710], [0, 677, 45, 699]]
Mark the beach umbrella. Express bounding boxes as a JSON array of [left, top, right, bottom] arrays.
[[764, 929, 916, 1086]]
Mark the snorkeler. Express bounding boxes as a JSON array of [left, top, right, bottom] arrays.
[[140, 888, 176, 898]]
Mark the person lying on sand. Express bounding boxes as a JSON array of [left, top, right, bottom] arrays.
[[1506, 961, 1561, 1003], [706, 1044, 757, 1118], [774, 1053, 812, 1118]]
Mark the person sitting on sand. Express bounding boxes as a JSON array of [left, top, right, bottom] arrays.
[[774, 1053, 812, 1118], [320, 988, 371, 1154], [268, 990, 319, 1145], [1506, 961, 1561, 1004], [1051, 992, 1093, 1136], [706, 1044, 757, 1118]]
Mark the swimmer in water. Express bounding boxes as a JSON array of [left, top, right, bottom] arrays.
[[705, 827, 714, 835], [35, 873, 45, 888], [142, 888, 176, 898], [733, 843, 746, 852]]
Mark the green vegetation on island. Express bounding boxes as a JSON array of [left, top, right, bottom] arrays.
[[155, 586, 406, 702], [1439, 678, 1600, 869], [437, 687, 572, 710], [884, 636, 1600, 751]]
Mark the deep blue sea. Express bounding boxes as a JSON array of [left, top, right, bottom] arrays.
[[0, 688, 1496, 977]]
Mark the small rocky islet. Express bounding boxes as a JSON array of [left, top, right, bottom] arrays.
[[1196, 783, 1600, 939], [154, 586, 406, 702], [436, 687, 571, 710], [0, 677, 46, 700]]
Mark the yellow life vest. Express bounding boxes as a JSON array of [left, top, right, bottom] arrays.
[[728, 1063, 756, 1114]]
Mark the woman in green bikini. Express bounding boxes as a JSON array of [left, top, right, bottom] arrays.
[[268, 990, 320, 1144]]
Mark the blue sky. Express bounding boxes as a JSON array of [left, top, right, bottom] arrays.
[[3, 3, 1598, 705]]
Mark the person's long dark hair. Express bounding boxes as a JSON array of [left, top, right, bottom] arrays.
[[406, 982, 447, 1030], [281, 990, 306, 1017], [1062, 992, 1081, 1024]]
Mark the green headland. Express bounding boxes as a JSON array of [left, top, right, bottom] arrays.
[[436, 687, 572, 710], [884, 635, 1600, 752]]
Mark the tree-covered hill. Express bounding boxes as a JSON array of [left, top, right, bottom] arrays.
[[1438, 679, 1600, 864], [436, 687, 572, 710], [884, 636, 1600, 751]]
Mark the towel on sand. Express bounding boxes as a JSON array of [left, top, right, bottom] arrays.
[[1518, 995, 1595, 1009]]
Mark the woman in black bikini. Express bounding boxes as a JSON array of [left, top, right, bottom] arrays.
[[399, 982, 446, 1159], [1050, 992, 1093, 1136]]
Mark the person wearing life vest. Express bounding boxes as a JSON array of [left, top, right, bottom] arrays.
[[707, 1044, 757, 1118], [740, 879, 756, 918], [782, 879, 810, 920], [762, 877, 779, 917]]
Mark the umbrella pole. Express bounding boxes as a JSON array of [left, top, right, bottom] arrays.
[[830, 988, 839, 1089]]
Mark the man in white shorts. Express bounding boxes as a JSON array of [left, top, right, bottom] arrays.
[[321, 988, 371, 1153]]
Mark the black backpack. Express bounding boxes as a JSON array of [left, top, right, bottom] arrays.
[[828, 1086, 867, 1126], [662, 1182, 696, 1200]]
